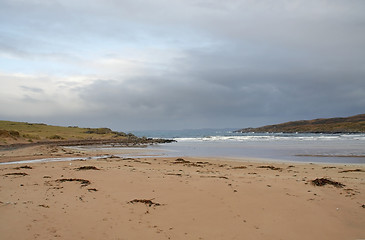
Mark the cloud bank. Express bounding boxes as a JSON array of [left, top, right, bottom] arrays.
[[1, 0, 364, 130]]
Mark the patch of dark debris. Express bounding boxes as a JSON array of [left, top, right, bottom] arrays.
[[196, 161, 211, 165], [4, 172, 28, 176], [128, 199, 161, 207], [339, 169, 364, 173], [38, 204, 50, 208], [14, 165, 33, 170], [311, 178, 345, 188], [166, 173, 182, 176], [172, 158, 205, 167], [257, 165, 282, 171], [200, 175, 228, 179], [56, 178, 91, 187], [232, 166, 247, 169], [75, 166, 100, 171], [173, 158, 190, 164]]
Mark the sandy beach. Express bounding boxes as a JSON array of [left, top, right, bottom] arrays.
[[0, 146, 364, 240]]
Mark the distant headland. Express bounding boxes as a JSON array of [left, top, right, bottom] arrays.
[[0, 120, 174, 147], [235, 114, 365, 134]]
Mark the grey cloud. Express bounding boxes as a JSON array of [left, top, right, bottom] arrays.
[[74, 51, 365, 130], [20, 86, 44, 93], [3, 1, 362, 51], [21, 95, 42, 103], [1, 0, 364, 130], [2, 0, 365, 71]]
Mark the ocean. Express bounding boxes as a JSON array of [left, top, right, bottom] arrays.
[[2, 129, 364, 165], [132, 129, 365, 164]]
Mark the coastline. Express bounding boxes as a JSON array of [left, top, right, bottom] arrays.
[[0, 141, 166, 164], [0, 146, 364, 239]]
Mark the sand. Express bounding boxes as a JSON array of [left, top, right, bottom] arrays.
[[0, 144, 156, 164], [0, 146, 364, 240]]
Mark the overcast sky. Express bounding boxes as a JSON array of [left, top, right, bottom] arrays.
[[1, 0, 364, 131]]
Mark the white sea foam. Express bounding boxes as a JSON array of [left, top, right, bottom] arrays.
[[174, 134, 365, 142]]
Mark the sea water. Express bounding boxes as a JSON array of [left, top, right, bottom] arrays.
[[133, 129, 365, 164], [2, 130, 364, 165]]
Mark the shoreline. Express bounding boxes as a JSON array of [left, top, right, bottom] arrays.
[[1, 143, 365, 166], [0, 142, 166, 164], [0, 137, 175, 150]]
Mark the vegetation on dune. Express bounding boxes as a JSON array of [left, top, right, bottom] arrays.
[[236, 114, 365, 133], [0, 120, 134, 145]]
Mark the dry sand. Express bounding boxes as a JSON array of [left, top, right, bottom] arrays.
[[0, 146, 364, 240]]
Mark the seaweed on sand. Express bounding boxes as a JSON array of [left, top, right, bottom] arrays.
[[128, 199, 161, 207], [339, 169, 364, 173], [14, 165, 33, 170], [173, 158, 190, 164], [257, 165, 282, 171], [56, 178, 91, 187], [4, 172, 28, 176], [75, 166, 100, 171], [311, 178, 345, 188]]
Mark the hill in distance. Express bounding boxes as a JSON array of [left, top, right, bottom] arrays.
[[236, 114, 365, 134], [0, 120, 135, 145], [0, 120, 172, 146]]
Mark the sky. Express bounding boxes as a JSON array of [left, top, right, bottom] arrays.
[[1, 0, 364, 131]]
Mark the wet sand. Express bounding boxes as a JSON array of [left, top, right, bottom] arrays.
[[0, 147, 364, 239], [0, 144, 156, 164]]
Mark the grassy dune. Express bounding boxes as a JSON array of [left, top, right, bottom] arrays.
[[0, 120, 132, 145]]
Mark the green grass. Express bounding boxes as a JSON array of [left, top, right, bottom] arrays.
[[0, 120, 129, 143]]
